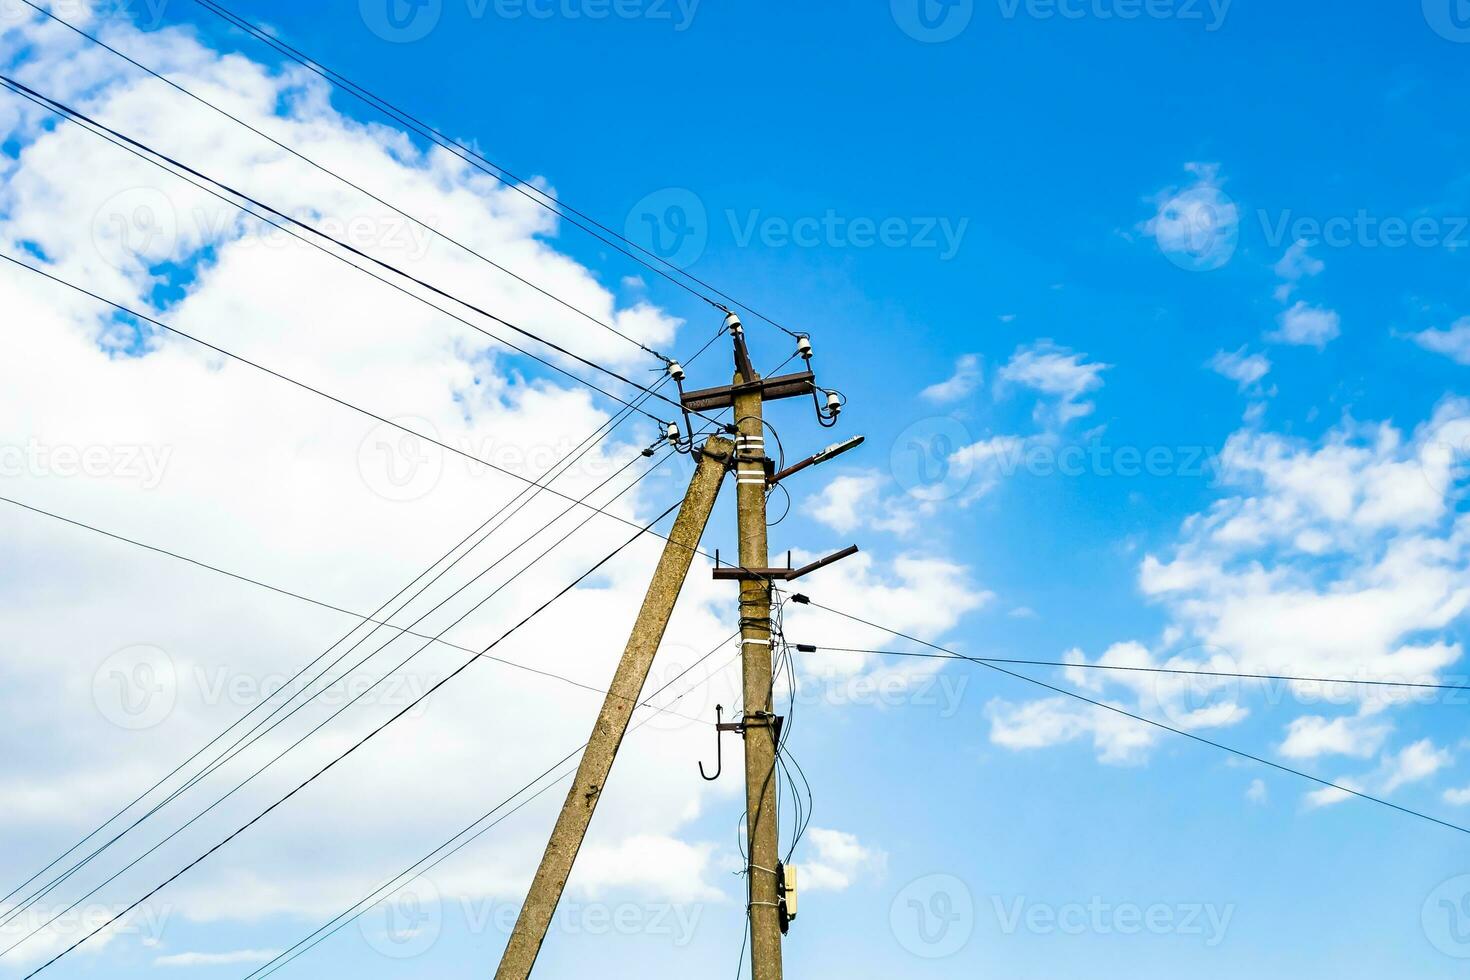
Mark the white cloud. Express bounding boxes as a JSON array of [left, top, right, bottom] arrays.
[[798, 828, 887, 892], [807, 471, 917, 535], [1410, 317, 1470, 366], [1278, 714, 1392, 760], [1306, 739, 1454, 809], [1444, 786, 1470, 806], [1304, 782, 1359, 809], [1140, 162, 1239, 271], [946, 434, 1028, 504], [784, 551, 992, 685], [986, 695, 1157, 766], [994, 400, 1470, 794], [0, 11, 983, 964], [997, 340, 1109, 426], [1268, 301, 1341, 349], [1209, 347, 1272, 393], [1380, 739, 1452, 794], [1272, 241, 1323, 302], [1246, 779, 1268, 804], [568, 835, 724, 903], [921, 353, 982, 403]]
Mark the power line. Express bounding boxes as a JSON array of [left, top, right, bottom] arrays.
[[0, 442, 667, 944], [244, 638, 743, 979], [0, 70, 660, 425], [187, 0, 807, 342], [15, 0, 675, 364], [4, 443, 677, 955], [0, 495, 702, 724], [0, 74, 725, 429], [0, 325, 726, 919], [791, 595, 1470, 838], [0, 253, 716, 560], [19, 497, 689, 978], [798, 645, 1470, 694]]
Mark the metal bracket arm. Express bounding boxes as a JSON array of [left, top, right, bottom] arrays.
[[712, 545, 860, 581]]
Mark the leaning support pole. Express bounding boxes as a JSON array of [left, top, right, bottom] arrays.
[[494, 434, 733, 980]]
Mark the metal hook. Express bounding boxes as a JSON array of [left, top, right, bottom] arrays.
[[699, 705, 725, 781]]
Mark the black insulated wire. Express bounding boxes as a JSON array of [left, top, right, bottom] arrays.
[[0, 75, 726, 429], [189, 0, 810, 343], [13, 0, 675, 365]]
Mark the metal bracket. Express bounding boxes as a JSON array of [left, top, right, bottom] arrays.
[[679, 370, 818, 413], [712, 544, 859, 581], [701, 707, 786, 782], [768, 435, 865, 486]]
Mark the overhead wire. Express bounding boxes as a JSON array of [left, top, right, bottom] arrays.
[[0, 319, 725, 921], [799, 645, 1470, 695], [0, 74, 727, 429], [242, 636, 744, 979], [187, 0, 808, 342], [14, 0, 673, 364], [17, 496, 692, 978], [0, 494, 708, 726], [3, 444, 677, 956], [0, 439, 667, 944], [0, 252, 718, 559], [792, 595, 1470, 838]]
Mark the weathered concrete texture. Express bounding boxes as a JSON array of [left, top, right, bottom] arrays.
[[494, 434, 732, 980]]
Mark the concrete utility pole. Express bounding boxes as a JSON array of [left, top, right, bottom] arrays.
[[732, 375, 784, 980], [497, 315, 859, 980], [693, 319, 859, 980], [495, 434, 732, 980]]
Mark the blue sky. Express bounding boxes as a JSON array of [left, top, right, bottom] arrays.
[[3, 1, 1470, 978]]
